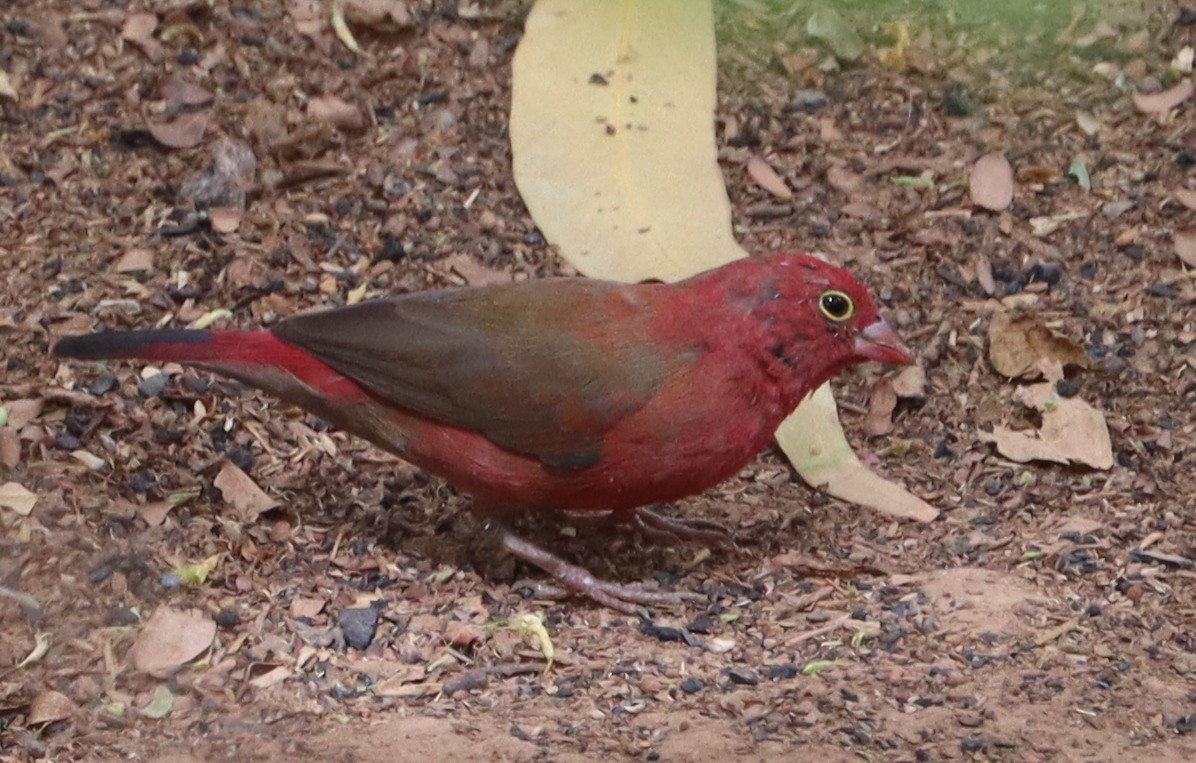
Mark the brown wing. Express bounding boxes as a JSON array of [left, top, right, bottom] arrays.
[[271, 279, 670, 470]]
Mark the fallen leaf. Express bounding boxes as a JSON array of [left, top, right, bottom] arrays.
[[307, 95, 364, 132], [969, 153, 1014, 211], [248, 665, 293, 690], [213, 460, 278, 521], [1177, 229, 1196, 267], [746, 155, 792, 199], [137, 501, 173, 527], [0, 70, 16, 101], [159, 75, 213, 108], [1132, 78, 1193, 114], [1176, 189, 1196, 211], [443, 253, 512, 286], [122, 12, 163, 62], [983, 383, 1113, 469], [345, 0, 414, 30], [114, 248, 154, 274], [864, 366, 925, 437], [147, 110, 209, 149], [27, 690, 75, 726], [988, 312, 1089, 379], [1075, 110, 1101, 136], [331, 0, 365, 55], [0, 429, 19, 467], [130, 607, 216, 677], [5, 399, 44, 429], [510, 0, 934, 522], [290, 597, 326, 619], [139, 685, 174, 720], [0, 482, 36, 516], [207, 206, 243, 234]]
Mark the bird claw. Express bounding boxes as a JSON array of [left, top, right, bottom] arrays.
[[632, 506, 733, 549], [497, 528, 703, 616]]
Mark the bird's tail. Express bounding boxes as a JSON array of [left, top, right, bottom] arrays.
[[53, 329, 366, 407], [54, 329, 271, 365]]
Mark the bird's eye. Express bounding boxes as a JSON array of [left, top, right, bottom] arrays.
[[818, 290, 854, 322]]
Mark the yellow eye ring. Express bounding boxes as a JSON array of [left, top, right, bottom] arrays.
[[818, 290, 854, 322]]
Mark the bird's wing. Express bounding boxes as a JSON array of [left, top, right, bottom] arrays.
[[270, 279, 674, 470]]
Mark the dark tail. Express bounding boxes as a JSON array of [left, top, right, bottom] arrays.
[[53, 330, 217, 361]]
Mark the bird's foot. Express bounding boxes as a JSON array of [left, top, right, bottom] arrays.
[[632, 506, 733, 549], [495, 527, 704, 616]]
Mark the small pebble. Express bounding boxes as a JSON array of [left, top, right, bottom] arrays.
[[137, 373, 169, 398], [214, 608, 241, 629], [1055, 379, 1080, 398], [54, 432, 82, 450], [727, 668, 758, 686], [88, 374, 117, 395], [765, 664, 800, 681], [679, 677, 703, 694], [338, 606, 380, 650], [789, 89, 828, 111]]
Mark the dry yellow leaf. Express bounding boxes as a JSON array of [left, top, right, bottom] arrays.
[[510, 0, 934, 522]]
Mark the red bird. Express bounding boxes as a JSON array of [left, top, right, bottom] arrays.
[[54, 253, 911, 612]]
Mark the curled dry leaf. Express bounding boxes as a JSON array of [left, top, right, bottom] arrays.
[[746, 155, 792, 199], [122, 12, 163, 62], [1176, 229, 1196, 267], [214, 460, 278, 521], [0, 429, 19, 467], [28, 690, 76, 726], [307, 95, 365, 132], [1176, 189, 1196, 211], [988, 311, 1089, 379], [130, 607, 216, 677], [1132, 78, 1193, 114], [207, 206, 244, 234], [147, 110, 210, 149], [982, 383, 1113, 470], [969, 153, 1014, 212], [863, 365, 925, 437]]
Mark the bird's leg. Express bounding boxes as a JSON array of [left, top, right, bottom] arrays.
[[486, 523, 704, 615], [629, 506, 734, 549], [556, 506, 733, 549]]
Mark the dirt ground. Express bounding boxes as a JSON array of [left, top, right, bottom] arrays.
[[2, 1, 1195, 761]]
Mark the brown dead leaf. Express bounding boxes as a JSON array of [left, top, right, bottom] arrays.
[[137, 501, 173, 528], [988, 312, 1089, 379], [214, 460, 278, 521], [27, 690, 75, 726], [289, 0, 325, 37], [969, 153, 1014, 212], [307, 96, 365, 132], [5, 399, 44, 429], [345, 0, 414, 30], [863, 366, 925, 437], [290, 597, 326, 619], [825, 164, 862, 193], [147, 110, 210, 149], [444, 253, 512, 286], [114, 248, 154, 274], [0, 429, 19, 467], [982, 383, 1113, 469], [1176, 189, 1196, 211], [208, 207, 244, 234], [130, 607, 216, 677], [1132, 78, 1193, 114], [1176, 229, 1196, 268], [0, 482, 36, 516], [159, 75, 213, 109], [746, 155, 791, 199], [122, 13, 163, 62]]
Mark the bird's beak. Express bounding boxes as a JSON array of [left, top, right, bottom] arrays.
[[854, 319, 913, 365]]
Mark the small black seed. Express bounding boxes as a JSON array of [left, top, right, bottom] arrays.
[[214, 608, 241, 628], [1055, 379, 1080, 398], [727, 668, 758, 686], [679, 677, 703, 694], [88, 374, 118, 395]]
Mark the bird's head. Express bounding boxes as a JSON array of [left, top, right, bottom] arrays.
[[711, 252, 913, 405]]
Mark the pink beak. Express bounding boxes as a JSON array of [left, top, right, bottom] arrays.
[[854, 320, 913, 366]]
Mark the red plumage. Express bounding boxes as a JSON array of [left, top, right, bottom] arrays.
[[54, 252, 911, 612]]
